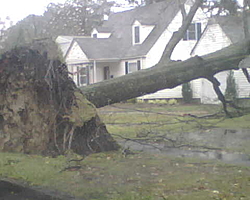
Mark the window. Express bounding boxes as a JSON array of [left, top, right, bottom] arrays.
[[77, 66, 88, 86], [134, 26, 140, 44], [125, 60, 141, 74], [183, 23, 201, 41], [93, 33, 97, 38]]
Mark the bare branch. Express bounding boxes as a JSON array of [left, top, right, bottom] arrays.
[[178, 0, 187, 21], [241, 1, 250, 84], [243, 0, 250, 38], [206, 76, 231, 117], [159, 0, 203, 64]]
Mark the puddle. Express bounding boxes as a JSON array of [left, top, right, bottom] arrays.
[[120, 128, 250, 166]]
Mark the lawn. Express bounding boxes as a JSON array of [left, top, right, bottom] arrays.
[[1, 102, 250, 200], [1, 151, 250, 200]]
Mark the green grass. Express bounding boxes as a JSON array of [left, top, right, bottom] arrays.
[[99, 103, 225, 139], [0, 151, 250, 200], [1, 103, 250, 199], [100, 103, 250, 137]]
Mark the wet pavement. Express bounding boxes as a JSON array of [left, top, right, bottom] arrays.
[[0, 180, 61, 200], [0, 180, 83, 200]]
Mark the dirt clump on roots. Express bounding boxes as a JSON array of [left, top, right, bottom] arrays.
[[0, 45, 119, 156]]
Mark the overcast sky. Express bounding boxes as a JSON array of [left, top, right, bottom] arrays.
[[0, 0, 66, 24], [0, 0, 244, 26]]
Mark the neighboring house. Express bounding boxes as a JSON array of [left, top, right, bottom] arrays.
[[191, 15, 250, 104], [56, 0, 208, 95]]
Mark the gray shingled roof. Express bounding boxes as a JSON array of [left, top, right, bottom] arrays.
[[74, 0, 185, 60], [75, 38, 123, 59], [213, 15, 250, 43]]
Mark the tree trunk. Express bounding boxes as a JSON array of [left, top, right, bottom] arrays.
[[82, 39, 250, 108], [0, 47, 119, 156]]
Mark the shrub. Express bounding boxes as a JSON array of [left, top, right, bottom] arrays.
[[182, 82, 193, 103], [127, 98, 137, 103], [225, 70, 238, 103], [168, 99, 178, 105]]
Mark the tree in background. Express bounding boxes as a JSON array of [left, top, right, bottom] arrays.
[[225, 70, 238, 103], [202, 0, 239, 15], [44, 0, 113, 36], [0, 15, 49, 52], [0, 17, 13, 50], [0, 0, 113, 53]]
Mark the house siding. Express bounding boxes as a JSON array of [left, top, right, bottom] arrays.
[[192, 24, 232, 57], [145, 28, 172, 69], [141, 6, 207, 100], [234, 69, 250, 98], [141, 25, 155, 45], [66, 41, 89, 65], [95, 62, 122, 82], [192, 23, 250, 103], [191, 24, 232, 103]]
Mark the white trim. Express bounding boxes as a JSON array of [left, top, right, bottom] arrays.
[[93, 60, 97, 83]]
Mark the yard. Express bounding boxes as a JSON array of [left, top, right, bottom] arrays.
[[1, 102, 250, 200]]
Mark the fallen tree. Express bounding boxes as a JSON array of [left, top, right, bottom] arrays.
[[0, 46, 119, 156], [82, 39, 250, 108], [1, 0, 249, 156], [0, 39, 249, 156]]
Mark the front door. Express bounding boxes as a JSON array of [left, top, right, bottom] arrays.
[[104, 66, 110, 80]]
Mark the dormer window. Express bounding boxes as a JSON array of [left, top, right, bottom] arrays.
[[134, 26, 140, 44], [132, 20, 154, 45], [183, 23, 201, 41], [91, 28, 111, 38]]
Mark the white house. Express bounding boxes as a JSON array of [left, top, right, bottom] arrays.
[[191, 15, 250, 104], [56, 0, 208, 98]]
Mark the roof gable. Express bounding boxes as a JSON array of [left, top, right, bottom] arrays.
[[75, 0, 186, 60], [215, 16, 245, 43], [191, 15, 250, 56], [66, 41, 89, 64]]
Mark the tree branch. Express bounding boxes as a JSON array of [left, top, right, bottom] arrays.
[[241, 1, 250, 83], [206, 75, 231, 117], [159, 0, 203, 64], [81, 40, 250, 108], [179, 0, 187, 22]]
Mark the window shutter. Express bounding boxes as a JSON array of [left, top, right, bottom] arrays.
[[137, 60, 141, 70], [183, 31, 188, 41], [86, 66, 90, 85], [125, 61, 129, 74], [196, 23, 201, 40]]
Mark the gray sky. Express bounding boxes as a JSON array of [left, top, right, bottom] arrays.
[[0, 0, 244, 27], [0, 0, 65, 25]]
